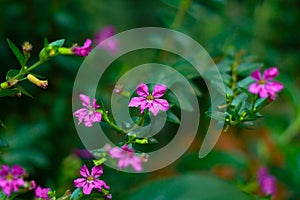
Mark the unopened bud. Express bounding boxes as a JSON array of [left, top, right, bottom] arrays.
[[27, 74, 48, 89], [22, 41, 32, 53]]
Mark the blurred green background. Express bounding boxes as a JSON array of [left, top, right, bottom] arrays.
[[0, 0, 300, 199]]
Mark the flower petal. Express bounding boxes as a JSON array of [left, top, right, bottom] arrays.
[[152, 84, 167, 98], [92, 98, 100, 109], [79, 165, 90, 177], [82, 182, 93, 195], [149, 99, 169, 116], [266, 81, 284, 93], [128, 97, 146, 107], [258, 87, 269, 98], [79, 94, 91, 107], [136, 83, 149, 97], [0, 165, 9, 176], [91, 165, 103, 178], [74, 178, 87, 188], [251, 69, 261, 81], [248, 83, 261, 94], [129, 156, 143, 171], [94, 179, 110, 190], [11, 165, 24, 177], [264, 67, 279, 80], [109, 147, 123, 158], [73, 108, 89, 125]]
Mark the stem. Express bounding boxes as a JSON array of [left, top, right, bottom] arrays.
[[171, 0, 192, 29], [159, 0, 192, 61], [0, 60, 44, 89], [278, 109, 300, 145]]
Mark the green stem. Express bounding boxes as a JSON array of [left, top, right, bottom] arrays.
[[0, 60, 44, 89], [278, 109, 300, 145]]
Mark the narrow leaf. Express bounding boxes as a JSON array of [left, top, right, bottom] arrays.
[[15, 85, 33, 98], [0, 89, 20, 97], [167, 110, 180, 124], [6, 69, 20, 80], [6, 39, 25, 67]]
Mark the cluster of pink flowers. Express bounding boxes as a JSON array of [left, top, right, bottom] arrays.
[[249, 67, 284, 100], [0, 165, 51, 199], [258, 166, 277, 197]]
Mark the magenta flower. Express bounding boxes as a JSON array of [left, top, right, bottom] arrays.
[[94, 26, 118, 54], [35, 186, 51, 199], [73, 94, 102, 127], [109, 144, 143, 171], [72, 38, 92, 56], [258, 167, 277, 196], [74, 165, 109, 195], [0, 165, 26, 196], [249, 67, 284, 100], [128, 83, 169, 116]]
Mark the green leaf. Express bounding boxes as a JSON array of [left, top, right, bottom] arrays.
[[6, 38, 25, 67], [236, 76, 253, 89], [127, 173, 251, 200], [205, 111, 226, 121], [49, 39, 65, 47], [6, 69, 20, 80], [15, 85, 33, 98], [166, 110, 180, 124], [0, 88, 20, 97], [70, 188, 83, 200], [237, 62, 263, 76]]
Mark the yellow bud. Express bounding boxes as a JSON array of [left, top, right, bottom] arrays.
[[27, 74, 48, 89]]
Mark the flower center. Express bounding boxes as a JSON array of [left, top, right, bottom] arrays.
[[146, 94, 154, 103], [87, 175, 94, 182], [6, 173, 13, 180], [259, 79, 266, 85], [89, 106, 94, 114]]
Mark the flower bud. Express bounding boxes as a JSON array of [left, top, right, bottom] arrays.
[[27, 74, 48, 89], [22, 41, 32, 53]]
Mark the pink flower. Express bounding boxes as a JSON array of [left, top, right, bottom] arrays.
[[258, 167, 277, 196], [109, 145, 143, 171], [35, 186, 51, 199], [94, 26, 118, 54], [128, 83, 169, 116], [72, 38, 92, 56], [0, 165, 26, 196], [74, 165, 109, 195], [73, 94, 102, 127], [249, 67, 284, 100]]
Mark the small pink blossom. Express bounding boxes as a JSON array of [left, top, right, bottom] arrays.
[[249, 67, 284, 100], [72, 38, 92, 56], [73, 149, 93, 159], [258, 167, 277, 196], [74, 165, 109, 195], [109, 144, 144, 171], [35, 186, 51, 199], [0, 165, 26, 196], [94, 26, 118, 54], [73, 94, 102, 127], [128, 83, 169, 116]]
